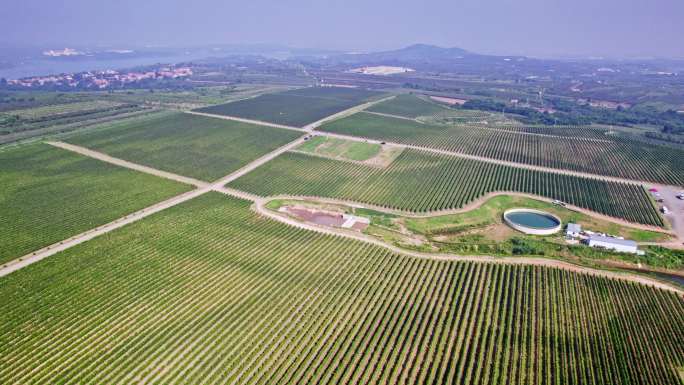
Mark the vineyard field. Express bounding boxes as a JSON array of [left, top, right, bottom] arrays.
[[0, 143, 191, 265], [366, 94, 449, 118], [3, 100, 125, 120], [0, 193, 682, 384], [66, 111, 301, 181], [320, 112, 684, 185], [195, 86, 383, 127], [487, 124, 613, 139], [228, 150, 664, 226]]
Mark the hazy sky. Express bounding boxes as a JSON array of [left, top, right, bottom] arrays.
[[3, 0, 683, 58]]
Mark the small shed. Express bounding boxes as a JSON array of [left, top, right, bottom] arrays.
[[566, 223, 582, 238]]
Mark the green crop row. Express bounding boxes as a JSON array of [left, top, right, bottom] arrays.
[[228, 150, 664, 226], [366, 94, 449, 118], [320, 112, 684, 185], [0, 143, 191, 265], [195, 86, 383, 127], [66, 111, 301, 181], [0, 193, 681, 384]]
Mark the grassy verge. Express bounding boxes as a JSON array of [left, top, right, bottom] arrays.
[[262, 195, 681, 271], [296, 136, 381, 162]]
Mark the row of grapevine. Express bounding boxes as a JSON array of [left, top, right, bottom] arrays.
[[66, 112, 302, 181], [228, 150, 665, 226], [5, 100, 125, 121], [478, 123, 610, 139], [1, 193, 681, 384], [320, 112, 684, 185], [0, 143, 191, 265], [194, 87, 383, 127]]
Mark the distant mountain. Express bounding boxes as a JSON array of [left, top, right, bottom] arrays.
[[348, 44, 471, 62], [298, 44, 531, 72]]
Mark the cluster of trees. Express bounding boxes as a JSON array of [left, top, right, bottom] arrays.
[[462, 98, 684, 134]]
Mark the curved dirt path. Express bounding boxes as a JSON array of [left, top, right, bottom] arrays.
[[3, 108, 680, 294], [249, 192, 670, 235], [3, 143, 681, 294], [249, 196, 683, 295]]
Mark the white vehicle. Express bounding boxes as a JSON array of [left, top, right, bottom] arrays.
[[661, 206, 669, 214]]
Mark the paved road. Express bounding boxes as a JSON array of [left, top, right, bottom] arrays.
[[658, 185, 684, 246]]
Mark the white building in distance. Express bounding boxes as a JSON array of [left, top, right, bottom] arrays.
[[586, 235, 638, 254]]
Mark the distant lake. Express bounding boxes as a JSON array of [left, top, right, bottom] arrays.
[[0, 52, 213, 79]]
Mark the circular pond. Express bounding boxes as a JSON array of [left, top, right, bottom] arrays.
[[503, 208, 562, 235]]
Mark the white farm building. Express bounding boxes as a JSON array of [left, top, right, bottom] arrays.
[[586, 235, 638, 254], [566, 223, 582, 237]]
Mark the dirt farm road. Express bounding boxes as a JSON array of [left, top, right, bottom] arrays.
[[302, 95, 396, 131], [1, 106, 681, 294], [250, 198, 683, 294], [246, 192, 672, 235], [0, 137, 305, 278], [185, 111, 304, 132], [47, 141, 210, 188], [363, 110, 614, 144], [182, 110, 683, 191]]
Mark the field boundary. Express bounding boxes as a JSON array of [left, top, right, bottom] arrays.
[[303, 95, 396, 131], [0, 135, 306, 277], [251, 191, 673, 235], [1, 106, 680, 293], [252, 197, 684, 294], [184, 111, 306, 132], [47, 141, 210, 188], [184, 110, 679, 189]]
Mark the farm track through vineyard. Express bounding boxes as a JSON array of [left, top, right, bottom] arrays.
[[64, 111, 302, 181], [228, 150, 665, 226], [2, 138, 679, 292], [0, 194, 682, 384], [320, 112, 684, 186], [194, 87, 386, 127], [2, 101, 680, 283], [0, 143, 191, 265], [2, 95, 684, 384]]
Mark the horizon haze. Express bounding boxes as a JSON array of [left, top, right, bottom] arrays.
[[2, 0, 684, 59]]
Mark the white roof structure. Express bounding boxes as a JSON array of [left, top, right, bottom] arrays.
[[587, 235, 638, 253], [341, 214, 370, 229], [566, 223, 582, 234]]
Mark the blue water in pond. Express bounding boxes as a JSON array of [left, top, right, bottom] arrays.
[[506, 211, 559, 229]]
